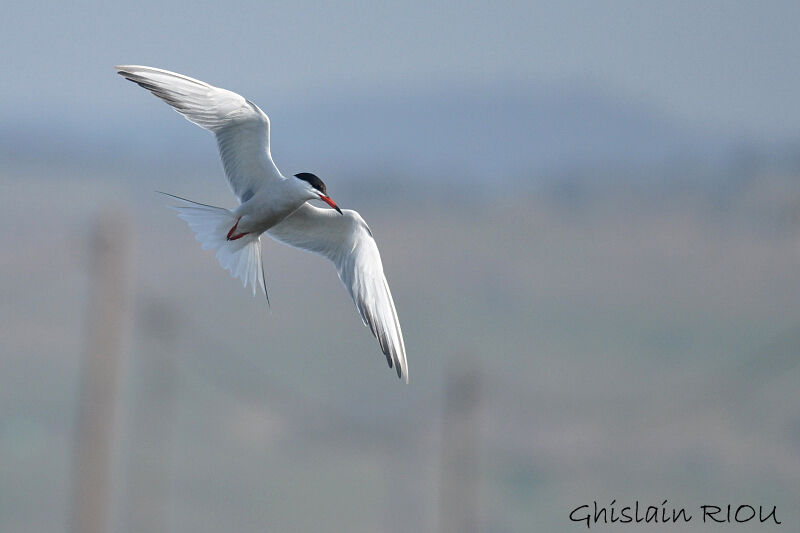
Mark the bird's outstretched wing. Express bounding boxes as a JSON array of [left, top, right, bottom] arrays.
[[267, 204, 408, 382], [116, 65, 281, 202]]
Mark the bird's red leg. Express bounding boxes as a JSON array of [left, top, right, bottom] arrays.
[[226, 217, 249, 241]]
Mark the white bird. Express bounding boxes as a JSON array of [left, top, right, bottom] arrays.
[[116, 65, 408, 382]]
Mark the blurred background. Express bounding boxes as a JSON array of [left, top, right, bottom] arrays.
[[2, 1, 800, 532]]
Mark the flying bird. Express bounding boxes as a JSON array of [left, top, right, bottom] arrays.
[[116, 65, 407, 382]]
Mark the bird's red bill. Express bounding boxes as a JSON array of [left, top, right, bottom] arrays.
[[320, 195, 343, 214]]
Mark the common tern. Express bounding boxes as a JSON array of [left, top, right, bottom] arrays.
[[116, 65, 407, 382]]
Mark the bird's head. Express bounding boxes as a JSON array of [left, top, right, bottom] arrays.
[[294, 172, 342, 214]]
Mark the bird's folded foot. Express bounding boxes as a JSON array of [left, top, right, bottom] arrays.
[[226, 217, 249, 241]]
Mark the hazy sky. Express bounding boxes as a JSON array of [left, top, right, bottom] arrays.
[[2, 1, 799, 142]]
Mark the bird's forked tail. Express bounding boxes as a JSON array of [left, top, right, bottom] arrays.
[[159, 193, 268, 304]]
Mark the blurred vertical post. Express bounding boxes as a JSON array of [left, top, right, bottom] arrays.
[[71, 212, 132, 533], [439, 365, 482, 533]]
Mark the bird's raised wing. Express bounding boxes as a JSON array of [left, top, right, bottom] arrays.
[[267, 204, 408, 382], [116, 65, 281, 202]]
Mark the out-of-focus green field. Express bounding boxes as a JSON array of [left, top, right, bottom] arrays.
[[1, 162, 799, 532]]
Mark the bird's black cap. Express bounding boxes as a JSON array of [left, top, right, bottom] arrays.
[[294, 172, 327, 195]]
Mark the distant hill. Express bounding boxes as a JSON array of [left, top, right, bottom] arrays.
[[1, 80, 741, 182], [272, 81, 727, 182]]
